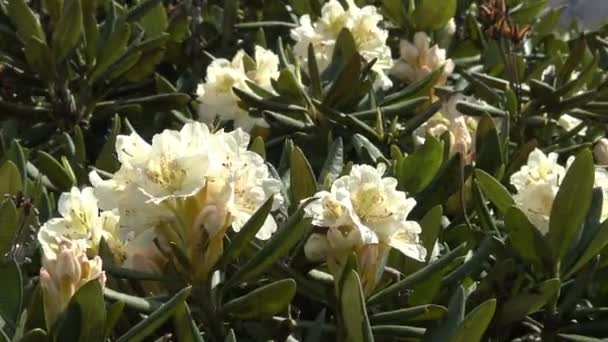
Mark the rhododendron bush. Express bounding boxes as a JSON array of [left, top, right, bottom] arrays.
[[3, 0, 608, 341]]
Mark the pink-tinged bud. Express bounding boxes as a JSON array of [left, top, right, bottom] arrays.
[[594, 138, 608, 166]]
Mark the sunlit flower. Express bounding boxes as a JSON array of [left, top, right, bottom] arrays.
[[37, 187, 120, 259], [304, 164, 425, 261], [558, 114, 586, 135], [197, 46, 279, 131], [391, 32, 454, 86], [290, 0, 393, 89], [89, 123, 283, 281], [40, 239, 105, 326]]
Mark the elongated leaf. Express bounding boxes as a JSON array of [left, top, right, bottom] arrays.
[[173, 302, 204, 342], [420, 205, 443, 263], [90, 22, 131, 82], [397, 135, 443, 195], [0, 259, 23, 325], [52, 0, 83, 62], [474, 169, 514, 215], [105, 301, 125, 339], [227, 200, 314, 285], [116, 287, 191, 342], [36, 151, 74, 191], [368, 244, 467, 305], [20, 329, 47, 342], [0, 199, 18, 256], [290, 146, 317, 210], [370, 305, 447, 324], [548, 149, 594, 264], [566, 217, 608, 278], [218, 196, 274, 268], [475, 114, 503, 176], [423, 286, 465, 342], [451, 299, 496, 342], [24, 37, 54, 81], [70, 280, 106, 342], [505, 206, 551, 268], [319, 137, 344, 187], [7, 0, 45, 41], [223, 279, 296, 319], [126, 0, 162, 22], [341, 270, 374, 342], [497, 278, 560, 326], [0, 161, 22, 196], [411, 0, 456, 30]]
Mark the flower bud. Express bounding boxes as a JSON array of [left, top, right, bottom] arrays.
[[594, 138, 608, 166]]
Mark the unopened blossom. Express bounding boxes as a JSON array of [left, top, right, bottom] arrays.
[[304, 163, 425, 261], [197, 46, 279, 131], [37, 187, 121, 259], [290, 0, 393, 89], [413, 95, 479, 159], [391, 32, 454, 86], [40, 240, 105, 326], [594, 138, 608, 165]]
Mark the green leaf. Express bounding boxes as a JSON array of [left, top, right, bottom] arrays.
[[20, 329, 47, 342], [368, 244, 467, 305], [52, 0, 83, 62], [0, 161, 23, 196], [24, 37, 55, 81], [95, 114, 122, 172], [7, 141, 27, 192], [104, 301, 125, 339], [36, 151, 74, 191], [226, 200, 314, 286], [497, 278, 560, 326], [223, 279, 296, 319], [90, 22, 131, 82], [510, 0, 550, 24], [423, 286, 465, 342], [82, 0, 99, 65], [420, 205, 442, 263], [7, 0, 46, 42], [397, 135, 443, 195], [0, 259, 23, 325], [450, 299, 496, 342], [411, 0, 456, 31], [217, 196, 274, 268], [72, 125, 86, 163], [139, 3, 167, 37], [382, 0, 407, 27], [548, 149, 594, 264], [307, 43, 322, 99], [69, 280, 106, 342], [172, 302, 204, 342], [125, 0, 162, 22], [0, 200, 18, 256], [505, 206, 551, 267], [341, 271, 374, 342], [249, 136, 266, 160], [566, 218, 608, 278], [352, 134, 384, 163], [370, 305, 447, 324], [474, 169, 514, 215], [0, 329, 7, 342], [116, 287, 191, 342], [319, 137, 344, 187], [125, 49, 165, 81], [290, 146, 317, 210], [475, 114, 503, 176]]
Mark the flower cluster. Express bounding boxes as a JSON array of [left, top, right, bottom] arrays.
[[197, 46, 280, 131], [511, 148, 608, 233], [391, 32, 455, 86], [290, 0, 393, 89], [303, 164, 425, 291]]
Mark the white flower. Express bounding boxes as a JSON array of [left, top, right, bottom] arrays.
[[594, 138, 608, 166], [40, 239, 105, 325], [304, 163, 425, 261], [391, 32, 454, 86], [558, 114, 586, 135], [197, 46, 279, 131], [290, 0, 393, 89], [37, 187, 120, 259], [510, 149, 566, 233], [510, 149, 565, 193]]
